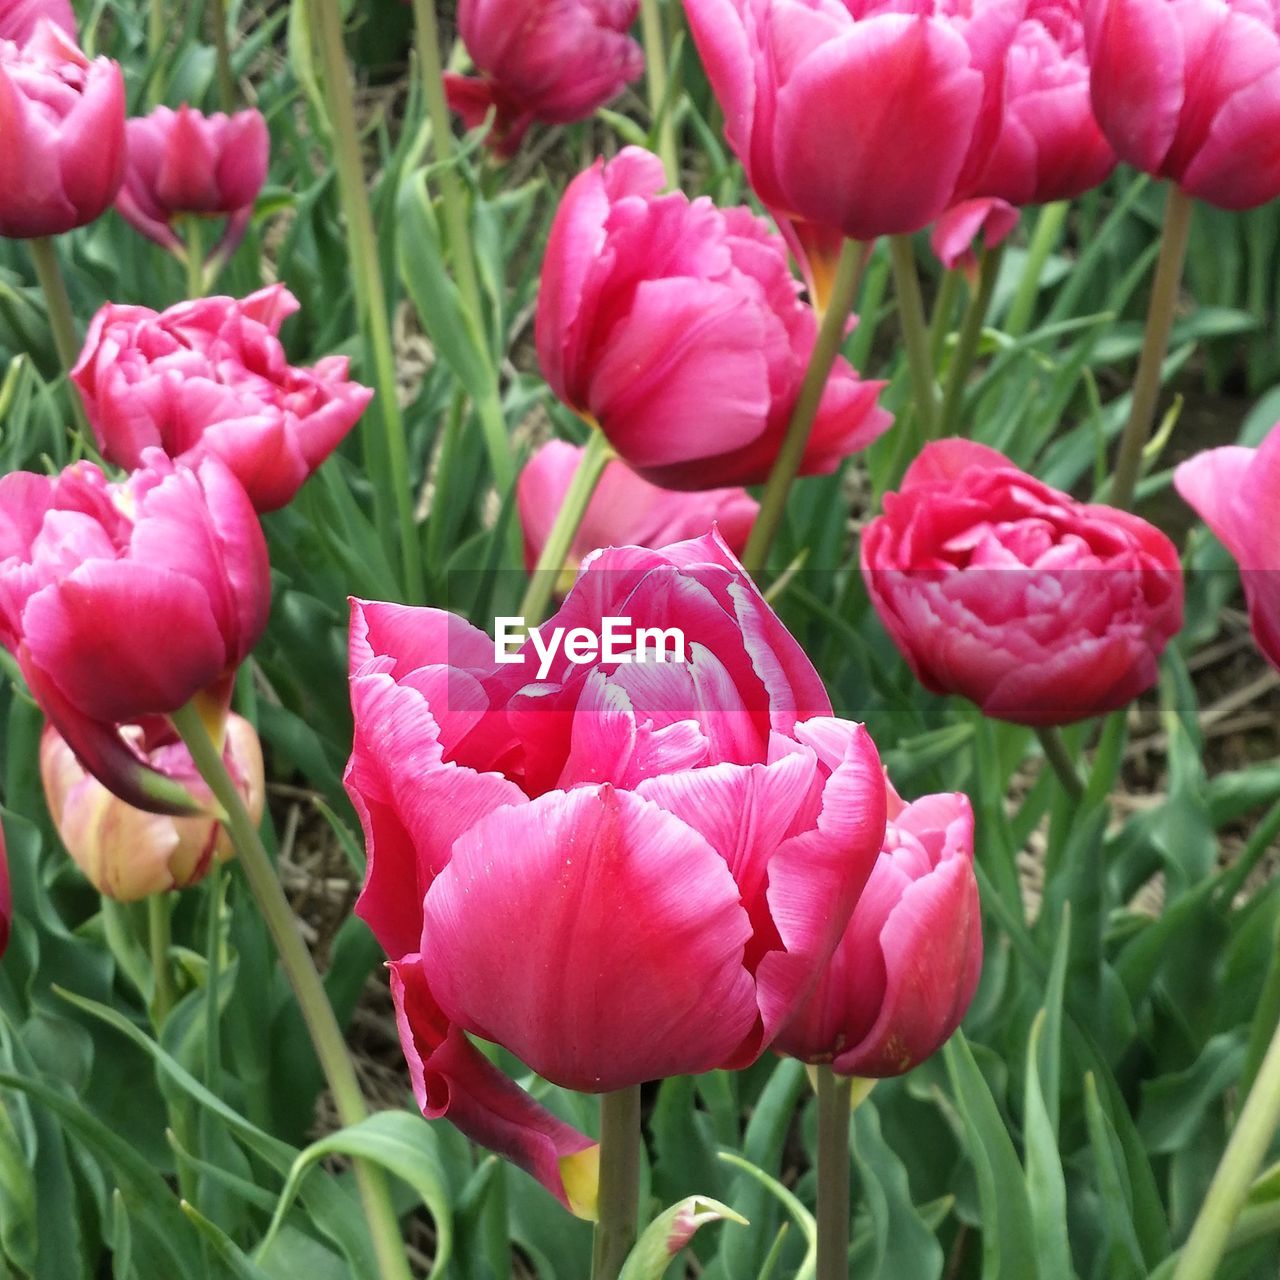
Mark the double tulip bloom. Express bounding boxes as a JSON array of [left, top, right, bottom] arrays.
[[445, 0, 643, 155], [1086, 0, 1280, 209], [862, 440, 1184, 725], [0, 0, 74, 42], [0, 20, 125, 239], [116, 104, 269, 267], [537, 148, 890, 490], [72, 286, 373, 513], [347, 531, 888, 1209], [0, 451, 270, 811], [777, 779, 980, 1077], [1176, 422, 1280, 673], [517, 440, 758, 578], [42, 714, 264, 901]]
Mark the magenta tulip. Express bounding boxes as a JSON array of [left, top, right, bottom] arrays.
[[1175, 422, 1280, 672], [861, 439, 1184, 725], [776, 770, 980, 1076], [517, 439, 759, 575], [1086, 0, 1280, 209], [0, 21, 125, 238], [0, 0, 74, 42], [536, 148, 890, 490], [72, 286, 373, 513], [116, 104, 268, 264], [42, 713, 264, 901], [346, 530, 887, 1207], [444, 0, 643, 155], [0, 451, 270, 812], [931, 196, 1021, 275]]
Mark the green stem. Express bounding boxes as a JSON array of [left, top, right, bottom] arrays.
[[929, 268, 962, 369], [1108, 185, 1194, 510], [816, 1066, 853, 1280], [888, 234, 939, 442], [149, 0, 165, 58], [518, 429, 614, 627], [640, 0, 679, 185], [183, 217, 207, 300], [148, 893, 175, 1025], [308, 0, 424, 601], [208, 0, 236, 112], [1034, 728, 1084, 804], [742, 237, 867, 572], [169, 703, 414, 1280], [1218, 795, 1280, 905], [1171, 997, 1280, 1280], [590, 1086, 642, 1280], [1006, 201, 1068, 340], [204, 860, 224, 1087], [28, 238, 87, 430], [939, 244, 1003, 436]]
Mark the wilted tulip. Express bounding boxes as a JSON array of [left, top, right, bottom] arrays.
[[116, 104, 269, 267], [444, 0, 643, 155], [517, 439, 759, 577], [41, 714, 264, 901], [1086, 0, 1280, 209], [0, 451, 270, 811], [776, 768, 980, 1077], [1175, 422, 1280, 672], [72, 286, 373, 513], [861, 439, 1184, 725], [537, 148, 890, 490], [347, 530, 887, 1207], [0, 0, 74, 42], [0, 20, 125, 238]]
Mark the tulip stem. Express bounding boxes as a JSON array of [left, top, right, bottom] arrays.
[[742, 236, 868, 572], [816, 1065, 854, 1280], [640, 0, 679, 185], [888, 234, 939, 443], [308, 0, 424, 603], [1171, 999, 1280, 1280], [939, 244, 1003, 437], [147, 893, 175, 1025], [208, 0, 237, 112], [519, 428, 615, 627], [1108, 185, 1194, 510], [1034, 726, 1085, 804], [591, 1085, 642, 1280], [1006, 200, 1067, 339], [149, 0, 165, 58], [28, 237, 90, 435], [183, 217, 207, 299], [169, 701, 414, 1280]]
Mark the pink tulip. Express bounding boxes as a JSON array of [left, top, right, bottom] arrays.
[[861, 439, 1184, 725], [517, 439, 759, 575], [346, 530, 887, 1207], [0, 451, 270, 812], [0, 0, 74, 42], [0, 21, 125, 238], [1085, 0, 1280, 209], [931, 196, 1020, 275], [0, 820, 9, 958], [536, 148, 890, 490], [41, 713, 264, 901], [681, 0, 1022, 251], [776, 770, 980, 1076], [116, 104, 268, 264], [72, 285, 373, 513], [1175, 422, 1280, 672], [444, 0, 643, 155]]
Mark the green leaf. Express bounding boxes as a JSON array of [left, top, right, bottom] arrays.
[[181, 1202, 275, 1280], [1082, 1074, 1148, 1280], [1022, 1014, 1072, 1280], [619, 1196, 748, 1279], [718, 1152, 816, 1280]]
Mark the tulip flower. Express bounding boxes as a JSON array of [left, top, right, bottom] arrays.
[[0, 450, 270, 812], [0, 0, 74, 42], [41, 713, 264, 901], [444, 0, 643, 155], [517, 439, 759, 577], [115, 104, 269, 267], [1175, 423, 1280, 673], [72, 286, 373, 513], [537, 148, 890, 490], [861, 439, 1184, 725], [0, 20, 125, 238], [776, 769, 980, 1077], [0, 820, 9, 958], [346, 530, 888, 1208], [1085, 0, 1280, 209]]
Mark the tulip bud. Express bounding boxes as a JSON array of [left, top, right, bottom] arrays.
[[41, 714, 264, 901], [116, 104, 268, 266], [0, 21, 125, 238], [0, 0, 75, 43]]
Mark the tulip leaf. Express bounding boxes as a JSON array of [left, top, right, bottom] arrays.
[[718, 1151, 816, 1280], [180, 1202, 275, 1280], [1022, 1013, 1072, 1280], [1082, 1074, 1148, 1280], [619, 1195, 748, 1280]]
